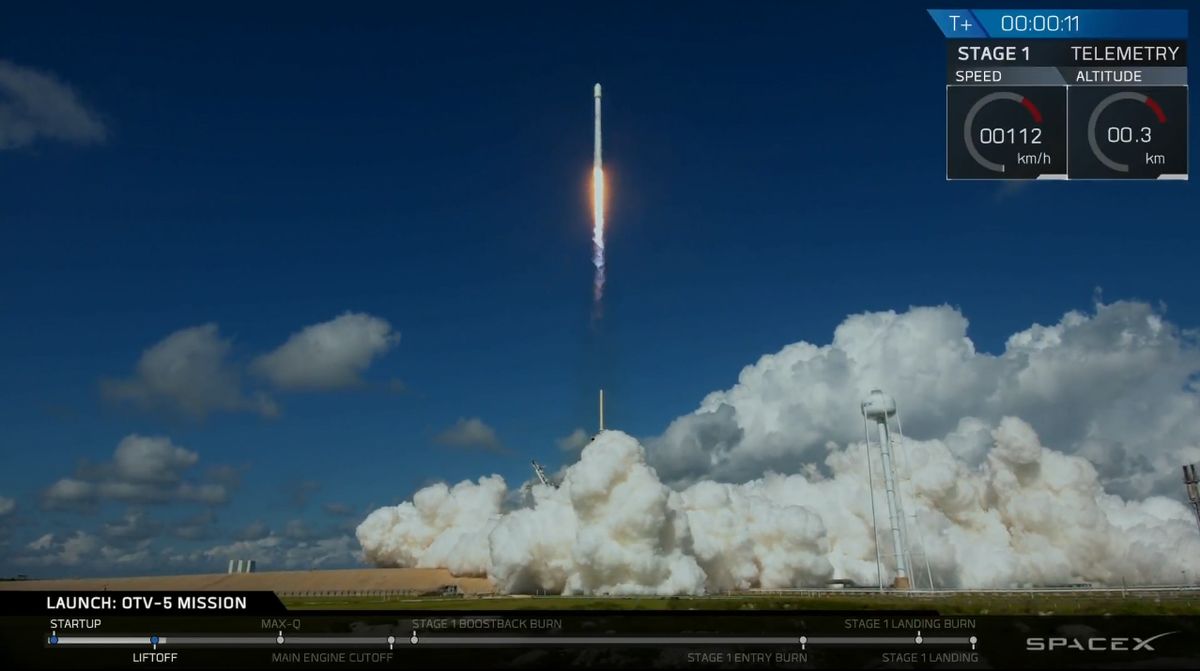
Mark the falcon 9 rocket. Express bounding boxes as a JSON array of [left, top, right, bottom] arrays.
[[591, 83, 606, 316]]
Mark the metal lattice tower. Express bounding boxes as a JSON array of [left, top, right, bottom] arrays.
[[531, 460, 555, 488], [1184, 464, 1200, 534]]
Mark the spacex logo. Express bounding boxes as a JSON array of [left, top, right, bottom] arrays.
[[1025, 631, 1177, 652]]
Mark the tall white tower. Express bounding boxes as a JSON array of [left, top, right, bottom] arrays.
[[861, 389, 911, 590]]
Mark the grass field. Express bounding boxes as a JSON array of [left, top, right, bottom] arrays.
[[280, 592, 1200, 615]]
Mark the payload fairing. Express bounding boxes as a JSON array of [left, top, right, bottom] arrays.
[[594, 83, 602, 169]]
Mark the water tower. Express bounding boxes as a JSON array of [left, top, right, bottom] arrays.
[[861, 389, 911, 590]]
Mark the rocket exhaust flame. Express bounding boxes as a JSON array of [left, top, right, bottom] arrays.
[[592, 167, 605, 303], [592, 83, 605, 318]]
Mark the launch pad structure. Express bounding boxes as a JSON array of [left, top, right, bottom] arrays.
[[530, 390, 606, 489], [861, 389, 934, 592], [1184, 463, 1200, 534]]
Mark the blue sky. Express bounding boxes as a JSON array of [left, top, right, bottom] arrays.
[[1, 1, 1197, 576]]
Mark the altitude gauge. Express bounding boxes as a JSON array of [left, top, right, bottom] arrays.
[[947, 86, 1067, 179], [1068, 87, 1188, 179]]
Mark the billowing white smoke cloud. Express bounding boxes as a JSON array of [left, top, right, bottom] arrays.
[[358, 301, 1200, 593], [361, 433, 709, 594], [359, 423, 1200, 592], [650, 300, 1200, 499]]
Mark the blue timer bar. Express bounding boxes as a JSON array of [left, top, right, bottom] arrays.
[[928, 9, 1188, 39]]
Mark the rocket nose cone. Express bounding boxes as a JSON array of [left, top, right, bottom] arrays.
[[594, 83, 602, 97]]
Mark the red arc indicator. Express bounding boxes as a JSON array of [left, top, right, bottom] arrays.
[[1143, 96, 1167, 124], [1020, 97, 1043, 124]]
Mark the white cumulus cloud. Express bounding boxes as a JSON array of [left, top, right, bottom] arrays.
[[102, 324, 278, 420], [17, 531, 103, 567], [15, 530, 158, 571], [434, 417, 504, 453], [0, 60, 106, 150], [556, 428, 591, 453], [42, 435, 234, 510], [102, 509, 162, 542], [252, 312, 398, 390]]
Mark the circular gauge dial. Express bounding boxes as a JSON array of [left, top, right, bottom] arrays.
[[947, 86, 1067, 179], [1068, 87, 1187, 179]]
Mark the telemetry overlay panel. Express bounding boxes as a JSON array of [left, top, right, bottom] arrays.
[[929, 9, 1188, 180]]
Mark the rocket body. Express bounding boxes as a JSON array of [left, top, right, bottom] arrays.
[[592, 83, 604, 240], [593, 83, 602, 167], [591, 83, 606, 311]]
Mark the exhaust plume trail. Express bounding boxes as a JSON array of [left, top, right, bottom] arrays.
[[592, 83, 605, 319]]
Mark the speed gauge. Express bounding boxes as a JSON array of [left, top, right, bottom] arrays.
[[947, 86, 1067, 179]]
